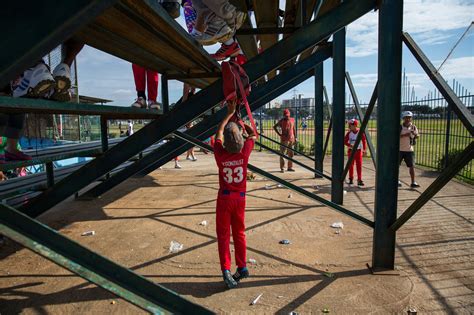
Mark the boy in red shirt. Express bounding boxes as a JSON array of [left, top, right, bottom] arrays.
[[344, 119, 367, 187], [214, 101, 256, 289]]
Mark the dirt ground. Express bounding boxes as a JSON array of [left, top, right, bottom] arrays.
[[0, 150, 473, 314]]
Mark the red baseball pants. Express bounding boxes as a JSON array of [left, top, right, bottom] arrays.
[[216, 195, 246, 271], [348, 149, 363, 181], [132, 64, 159, 101]]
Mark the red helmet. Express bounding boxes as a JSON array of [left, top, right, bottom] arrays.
[[348, 119, 358, 127]]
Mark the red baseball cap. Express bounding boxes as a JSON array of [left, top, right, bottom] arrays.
[[348, 119, 358, 127], [283, 109, 290, 117]]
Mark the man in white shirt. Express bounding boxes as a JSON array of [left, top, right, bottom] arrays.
[[399, 111, 420, 188]]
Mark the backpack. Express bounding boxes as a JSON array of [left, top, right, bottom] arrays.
[[222, 61, 257, 137]]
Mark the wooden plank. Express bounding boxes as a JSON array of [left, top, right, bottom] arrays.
[[253, 0, 279, 78], [0, 96, 162, 119], [231, 0, 259, 59]]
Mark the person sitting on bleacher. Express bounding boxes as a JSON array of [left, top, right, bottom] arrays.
[[12, 39, 84, 102], [0, 84, 31, 163], [190, 0, 246, 45]]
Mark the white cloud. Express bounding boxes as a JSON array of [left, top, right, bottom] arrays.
[[437, 56, 474, 79], [347, 0, 474, 57]]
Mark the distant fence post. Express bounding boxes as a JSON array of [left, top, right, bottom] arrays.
[[444, 103, 452, 169]]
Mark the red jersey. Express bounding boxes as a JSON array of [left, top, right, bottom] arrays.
[[276, 118, 295, 142], [214, 138, 254, 193]]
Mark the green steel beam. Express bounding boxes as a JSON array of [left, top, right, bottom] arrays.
[[372, 0, 403, 270], [0, 0, 118, 87], [341, 83, 378, 180], [259, 133, 316, 162], [0, 203, 213, 314], [402, 32, 474, 137], [79, 48, 330, 199], [254, 139, 331, 180], [331, 25, 345, 205], [389, 141, 474, 232], [161, 74, 170, 113], [314, 63, 324, 177], [173, 131, 374, 228], [20, 0, 374, 217], [0, 96, 162, 118], [322, 86, 332, 159], [345, 72, 377, 165]]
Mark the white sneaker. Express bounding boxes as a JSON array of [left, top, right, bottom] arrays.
[[186, 156, 192, 160], [148, 100, 161, 110], [13, 62, 55, 98], [191, 157, 197, 161], [131, 97, 147, 108], [192, 17, 232, 45], [175, 162, 182, 169], [51, 63, 72, 102]]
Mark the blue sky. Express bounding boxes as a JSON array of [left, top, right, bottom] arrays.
[[76, 0, 474, 106]]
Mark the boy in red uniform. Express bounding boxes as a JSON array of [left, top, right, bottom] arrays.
[[344, 119, 367, 187], [214, 101, 256, 289]]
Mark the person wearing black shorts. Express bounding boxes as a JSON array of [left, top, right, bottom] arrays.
[[399, 111, 420, 188]]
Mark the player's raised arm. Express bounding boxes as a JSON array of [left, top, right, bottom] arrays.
[[243, 123, 256, 140], [216, 101, 237, 141]]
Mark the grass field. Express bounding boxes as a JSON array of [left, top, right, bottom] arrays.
[[256, 118, 473, 183]]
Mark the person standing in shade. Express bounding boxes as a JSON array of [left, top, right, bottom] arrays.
[[273, 109, 296, 173], [399, 111, 420, 188]]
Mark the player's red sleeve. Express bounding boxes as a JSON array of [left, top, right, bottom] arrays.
[[242, 138, 255, 158], [214, 139, 224, 162], [344, 131, 351, 147], [362, 132, 367, 151]]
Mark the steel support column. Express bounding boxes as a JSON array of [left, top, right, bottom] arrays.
[[372, 0, 403, 270], [46, 162, 54, 188], [314, 63, 324, 178], [331, 26, 345, 204], [161, 74, 169, 113]]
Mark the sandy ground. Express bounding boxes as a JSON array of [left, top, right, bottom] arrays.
[[0, 150, 473, 314]]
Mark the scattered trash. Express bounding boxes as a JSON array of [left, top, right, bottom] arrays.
[[335, 229, 340, 235], [279, 239, 291, 245], [343, 190, 347, 195], [407, 308, 417, 315], [288, 193, 293, 198], [169, 240, 184, 253], [289, 312, 299, 315], [322, 307, 330, 313], [250, 293, 263, 305], [81, 231, 95, 236], [248, 258, 257, 264], [265, 184, 271, 190], [330, 222, 344, 229], [323, 272, 334, 278], [111, 300, 116, 305], [199, 220, 207, 226], [277, 184, 283, 188], [247, 172, 257, 181], [313, 185, 319, 190], [277, 295, 284, 299]]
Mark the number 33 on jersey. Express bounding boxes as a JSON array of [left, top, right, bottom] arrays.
[[223, 166, 244, 183], [214, 138, 255, 194]]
